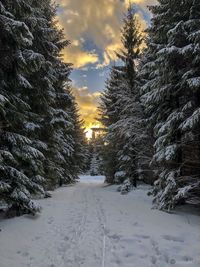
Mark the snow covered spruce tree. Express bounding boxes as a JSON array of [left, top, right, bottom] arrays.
[[99, 66, 123, 183], [100, 4, 144, 188], [15, 0, 71, 189], [0, 0, 87, 215], [0, 0, 45, 215], [17, 0, 87, 189], [177, 0, 200, 205], [141, 0, 200, 209]]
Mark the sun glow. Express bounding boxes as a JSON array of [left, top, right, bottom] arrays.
[[85, 128, 93, 140], [85, 123, 102, 140]]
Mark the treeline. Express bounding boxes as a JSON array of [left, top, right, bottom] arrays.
[[0, 0, 87, 216], [99, 1, 200, 210]]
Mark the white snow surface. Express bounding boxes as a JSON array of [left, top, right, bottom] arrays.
[[0, 175, 200, 267]]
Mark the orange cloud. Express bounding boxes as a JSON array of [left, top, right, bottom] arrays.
[[72, 86, 101, 128], [56, 0, 156, 69], [125, 0, 157, 9], [56, 0, 157, 128], [63, 48, 98, 68]]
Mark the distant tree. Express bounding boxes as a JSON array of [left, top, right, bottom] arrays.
[[66, 90, 89, 179]]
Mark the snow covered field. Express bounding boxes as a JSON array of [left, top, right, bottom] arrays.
[[0, 175, 200, 267]]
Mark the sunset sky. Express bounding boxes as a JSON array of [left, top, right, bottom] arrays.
[[56, 0, 156, 130]]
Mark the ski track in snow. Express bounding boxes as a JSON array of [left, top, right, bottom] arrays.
[[0, 175, 200, 267]]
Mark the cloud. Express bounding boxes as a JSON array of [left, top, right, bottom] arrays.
[[56, 0, 157, 69], [56, 19, 99, 68], [56, 0, 158, 128], [124, 0, 157, 10], [72, 86, 101, 127], [63, 47, 99, 68]]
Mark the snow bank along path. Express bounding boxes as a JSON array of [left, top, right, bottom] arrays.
[[0, 175, 200, 267]]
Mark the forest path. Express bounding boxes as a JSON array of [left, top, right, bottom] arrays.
[[0, 175, 200, 267]]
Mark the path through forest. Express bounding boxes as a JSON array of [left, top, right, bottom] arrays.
[[0, 176, 200, 267]]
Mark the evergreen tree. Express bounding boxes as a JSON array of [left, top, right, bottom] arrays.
[[0, 0, 44, 215], [0, 0, 87, 215], [89, 135, 104, 176], [141, 0, 200, 209], [100, 4, 143, 187], [64, 89, 89, 181], [176, 0, 200, 205], [21, 0, 72, 189], [99, 66, 123, 183], [18, 0, 86, 189], [137, 46, 155, 185]]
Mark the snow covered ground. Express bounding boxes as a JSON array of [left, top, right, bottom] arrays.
[[79, 175, 105, 183], [0, 175, 200, 267]]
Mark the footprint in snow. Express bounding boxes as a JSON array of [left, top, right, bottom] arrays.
[[63, 236, 69, 241], [162, 235, 184, 243], [120, 237, 137, 244], [124, 252, 135, 258], [134, 234, 150, 239], [22, 251, 29, 257], [108, 234, 121, 241], [170, 259, 176, 264], [182, 256, 193, 262], [151, 255, 157, 264], [47, 217, 54, 224], [104, 228, 110, 235]]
